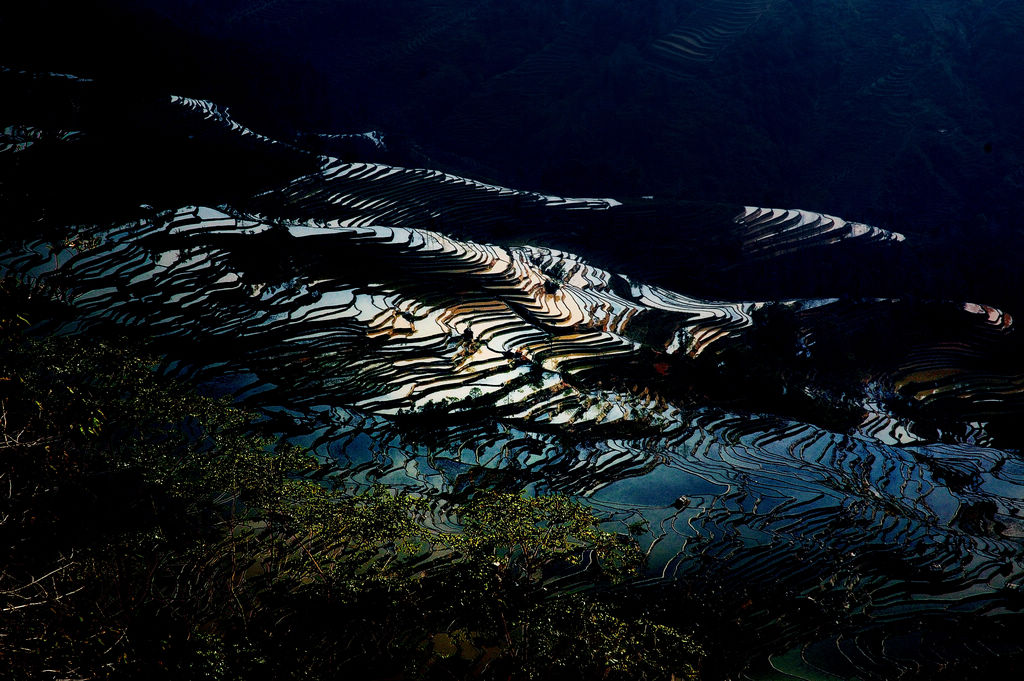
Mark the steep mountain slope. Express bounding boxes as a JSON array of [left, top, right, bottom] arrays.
[[4, 67, 1024, 680]]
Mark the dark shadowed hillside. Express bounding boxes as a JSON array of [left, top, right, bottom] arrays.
[[3, 2, 1024, 681], [4, 1, 1023, 308], [5, 1, 1023, 222]]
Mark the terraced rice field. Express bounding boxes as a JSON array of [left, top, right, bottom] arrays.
[[4, 61, 1024, 679], [649, 0, 773, 76]]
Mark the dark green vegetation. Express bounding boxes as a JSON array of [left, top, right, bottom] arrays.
[[0, 283, 701, 680]]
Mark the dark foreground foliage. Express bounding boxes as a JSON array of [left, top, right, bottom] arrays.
[[0, 282, 701, 680]]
